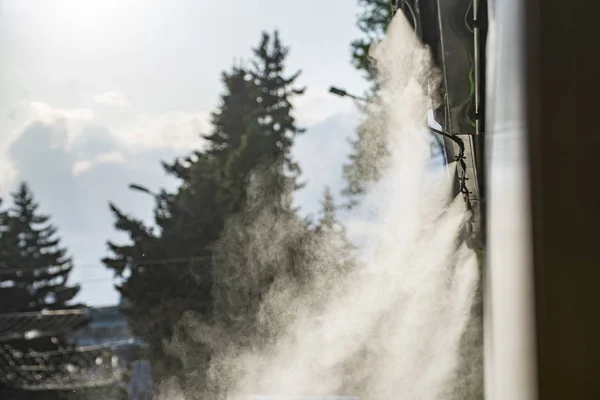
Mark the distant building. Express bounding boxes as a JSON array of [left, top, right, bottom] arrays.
[[72, 306, 131, 346], [71, 305, 154, 400]]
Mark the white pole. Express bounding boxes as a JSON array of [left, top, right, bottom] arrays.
[[484, 0, 538, 399]]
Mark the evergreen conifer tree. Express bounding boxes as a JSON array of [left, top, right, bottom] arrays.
[[0, 183, 79, 314], [103, 31, 307, 391], [313, 186, 356, 277], [0, 183, 83, 400], [249, 31, 305, 177], [318, 186, 340, 230]]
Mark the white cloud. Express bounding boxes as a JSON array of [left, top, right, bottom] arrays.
[[0, 101, 96, 186], [72, 160, 93, 175], [114, 111, 210, 151], [1, 99, 211, 186], [21, 101, 95, 148], [3, 90, 350, 187], [0, 160, 18, 186], [93, 90, 130, 107], [21, 101, 211, 153], [28, 100, 95, 122], [95, 151, 124, 163], [72, 151, 124, 176]]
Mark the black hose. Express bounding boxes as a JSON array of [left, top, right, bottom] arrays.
[[429, 127, 470, 198]]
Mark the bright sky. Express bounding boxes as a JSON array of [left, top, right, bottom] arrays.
[[0, 0, 368, 306]]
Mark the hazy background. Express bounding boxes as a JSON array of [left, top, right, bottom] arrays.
[[0, 0, 367, 306]]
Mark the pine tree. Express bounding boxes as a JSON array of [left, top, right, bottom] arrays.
[[317, 186, 339, 230], [103, 198, 208, 386], [249, 31, 306, 178], [166, 31, 305, 204], [313, 186, 356, 276], [0, 183, 83, 400], [203, 66, 260, 163], [204, 31, 306, 213], [0, 183, 79, 314], [103, 31, 307, 392]]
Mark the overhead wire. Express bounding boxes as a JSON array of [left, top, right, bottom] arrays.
[[0, 256, 213, 276]]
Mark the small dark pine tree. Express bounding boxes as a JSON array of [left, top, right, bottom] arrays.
[[317, 186, 339, 230], [0, 183, 82, 400], [313, 186, 356, 275], [0, 182, 79, 313]]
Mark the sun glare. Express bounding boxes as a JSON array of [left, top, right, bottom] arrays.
[[20, 0, 166, 51]]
